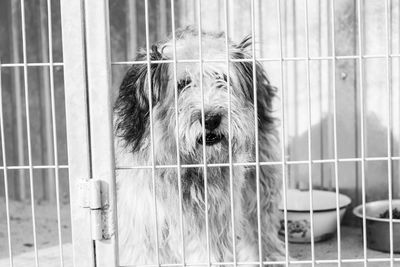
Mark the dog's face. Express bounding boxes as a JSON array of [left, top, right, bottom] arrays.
[[174, 60, 254, 161], [115, 27, 276, 164]]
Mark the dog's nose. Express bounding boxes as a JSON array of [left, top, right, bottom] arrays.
[[203, 113, 221, 131]]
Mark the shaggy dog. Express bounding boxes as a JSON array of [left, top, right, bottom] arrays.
[[114, 26, 284, 266]]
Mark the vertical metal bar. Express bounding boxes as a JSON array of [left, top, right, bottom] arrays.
[[283, 0, 293, 189], [10, 0, 26, 201], [258, 0, 263, 58], [228, 0, 234, 38], [355, 0, 368, 265], [223, 0, 237, 266], [192, 0, 197, 25], [46, 0, 64, 264], [291, 0, 300, 187], [276, 0, 290, 265], [317, 0, 324, 187], [0, 61, 14, 267], [39, 0, 56, 202], [326, 0, 334, 191], [60, 0, 95, 266], [170, 0, 186, 265], [20, 0, 40, 265], [84, 0, 119, 266], [398, 0, 400, 196], [143, 0, 161, 264], [303, 0, 316, 265], [196, 0, 212, 265], [158, 0, 167, 39], [384, 0, 394, 265], [181, 0, 187, 25], [255, 0, 261, 56], [127, 0, 137, 60], [217, 0, 222, 31], [249, 0, 263, 265], [329, 0, 343, 266]]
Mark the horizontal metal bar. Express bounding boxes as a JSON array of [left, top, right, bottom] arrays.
[[2, 53, 397, 68], [1, 62, 64, 67], [120, 262, 285, 267], [111, 54, 400, 65], [0, 165, 69, 170], [119, 257, 400, 267], [342, 258, 400, 263], [116, 156, 400, 170], [0, 53, 394, 68]]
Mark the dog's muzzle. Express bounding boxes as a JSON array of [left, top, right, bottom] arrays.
[[197, 132, 224, 146], [196, 113, 224, 146]]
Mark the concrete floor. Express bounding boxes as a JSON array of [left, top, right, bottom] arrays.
[[0, 198, 72, 259], [289, 226, 400, 266], [0, 244, 72, 267], [0, 226, 399, 267]]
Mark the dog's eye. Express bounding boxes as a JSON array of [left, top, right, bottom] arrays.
[[213, 73, 228, 89], [221, 74, 228, 82], [212, 72, 228, 82], [177, 78, 191, 92]]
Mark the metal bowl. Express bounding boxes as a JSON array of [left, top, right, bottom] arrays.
[[353, 200, 400, 253], [278, 189, 351, 243]]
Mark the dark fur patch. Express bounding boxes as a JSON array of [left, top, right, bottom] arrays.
[[182, 168, 204, 201], [114, 46, 170, 151], [232, 36, 277, 130]]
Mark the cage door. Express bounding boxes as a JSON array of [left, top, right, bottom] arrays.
[[83, 0, 119, 266], [61, 0, 118, 266]]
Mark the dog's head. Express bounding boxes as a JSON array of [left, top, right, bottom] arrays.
[[114, 27, 276, 164]]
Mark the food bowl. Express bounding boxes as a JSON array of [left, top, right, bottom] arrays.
[[278, 189, 351, 243], [353, 200, 400, 253]]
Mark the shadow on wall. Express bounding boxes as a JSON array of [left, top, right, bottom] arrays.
[[288, 112, 400, 225]]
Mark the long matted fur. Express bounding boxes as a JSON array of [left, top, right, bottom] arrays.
[[114, 26, 285, 266]]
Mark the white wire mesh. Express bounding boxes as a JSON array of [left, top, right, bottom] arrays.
[[111, 0, 400, 266], [0, 0, 70, 266], [1, 0, 400, 267]]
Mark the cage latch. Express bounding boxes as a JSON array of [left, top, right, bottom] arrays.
[[78, 179, 106, 240]]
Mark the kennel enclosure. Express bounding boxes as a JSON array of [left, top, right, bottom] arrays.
[[0, 0, 400, 266]]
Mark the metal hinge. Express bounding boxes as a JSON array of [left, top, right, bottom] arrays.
[[78, 179, 112, 240]]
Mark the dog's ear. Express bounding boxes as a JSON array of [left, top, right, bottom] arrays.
[[253, 63, 277, 131], [235, 35, 252, 50], [232, 37, 276, 130], [114, 45, 169, 152]]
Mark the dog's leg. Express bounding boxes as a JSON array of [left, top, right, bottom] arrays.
[[235, 236, 259, 267], [184, 236, 209, 267], [119, 241, 158, 266]]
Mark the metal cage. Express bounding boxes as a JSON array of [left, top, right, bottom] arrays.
[[0, 0, 400, 266]]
